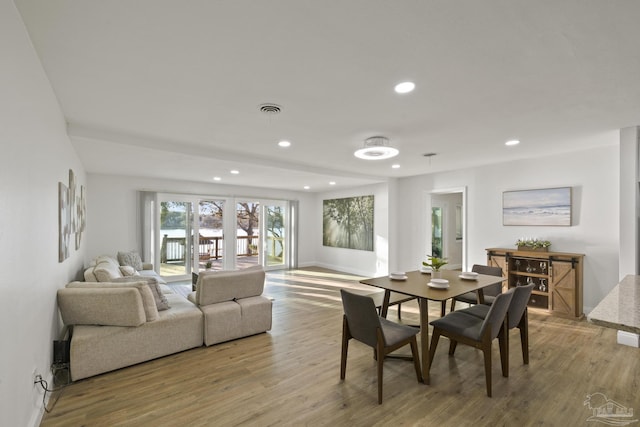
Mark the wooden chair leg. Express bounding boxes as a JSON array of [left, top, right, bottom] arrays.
[[520, 310, 529, 365], [450, 298, 456, 312], [409, 337, 423, 383], [340, 316, 349, 379], [499, 325, 509, 377], [440, 300, 446, 317], [397, 303, 402, 321], [428, 330, 441, 373], [448, 339, 458, 355], [377, 340, 384, 404], [483, 344, 492, 397]]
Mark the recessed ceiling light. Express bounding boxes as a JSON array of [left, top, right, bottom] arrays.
[[278, 140, 291, 147], [213, 176, 221, 181], [394, 81, 415, 94], [391, 164, 400, 169], [230, 170, 239, 174], [329, 181, 336, 185], [354, 136, 399, 160], [505, 139, 520, 146], [303, 185, 310, 190]]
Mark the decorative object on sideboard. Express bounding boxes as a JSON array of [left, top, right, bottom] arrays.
[[515, 238, 552, 252], [503, 187, 572, 226]]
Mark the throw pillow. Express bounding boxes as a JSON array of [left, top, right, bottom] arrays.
[[119, 265, 138, 276], [113, 276, 170, 311], [117, 251, 143, 271]]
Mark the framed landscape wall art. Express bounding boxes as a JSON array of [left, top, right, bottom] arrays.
[[323, 195, 374, 251], [503, 187, 572, 226]]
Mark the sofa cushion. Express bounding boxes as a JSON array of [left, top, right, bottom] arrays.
[[57, 287, 147, 327], [111, 277, 170, 311], [195, 266, 265, 306], [92, 256, 124, 282], [69, 294, 203, 381], [67, 280, 160, 322], [117, 251, 144, 271]]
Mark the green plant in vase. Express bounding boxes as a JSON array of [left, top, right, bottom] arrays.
[[423, 254, 448, 278]]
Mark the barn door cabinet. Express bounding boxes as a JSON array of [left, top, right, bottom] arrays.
[[486, 248, 584, 319]]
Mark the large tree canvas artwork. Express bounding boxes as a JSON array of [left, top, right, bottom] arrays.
[[323, 196, 374, 251]]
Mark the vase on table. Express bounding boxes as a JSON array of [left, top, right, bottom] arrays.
[[431, 269, 442, 279]]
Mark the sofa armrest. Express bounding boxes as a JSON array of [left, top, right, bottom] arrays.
[[141, 263, 153, 270], [195, 266, 265, 306], [57, 288, 146, 327]]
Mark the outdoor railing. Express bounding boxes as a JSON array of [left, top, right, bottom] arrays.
[[160, 234, 259, 263]]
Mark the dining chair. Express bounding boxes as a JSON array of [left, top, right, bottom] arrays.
[[448, 264, 503, 313], [428, 288, 514, 397], [340, 289, 422, 404], [454, 283, 535, 374]]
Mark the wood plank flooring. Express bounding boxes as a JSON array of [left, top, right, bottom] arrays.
[[41, 267, 640, 426]]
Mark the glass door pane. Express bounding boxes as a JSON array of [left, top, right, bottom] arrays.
[[159, 201, 193, 279], [236, 201, 260, 269], [197, 200, 224, 272], [431, 206, 443, 258], [264, 203, 286, 268]]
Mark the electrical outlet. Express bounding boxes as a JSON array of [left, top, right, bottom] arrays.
[[32, 369, 41, 385]]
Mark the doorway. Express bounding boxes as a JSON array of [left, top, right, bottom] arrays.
[[429, 188, 466, 270]]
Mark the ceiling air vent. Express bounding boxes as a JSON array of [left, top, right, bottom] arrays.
[[259, 103, 282, 114]]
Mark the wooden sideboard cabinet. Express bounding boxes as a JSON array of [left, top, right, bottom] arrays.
[[486, 248, 584, 319]]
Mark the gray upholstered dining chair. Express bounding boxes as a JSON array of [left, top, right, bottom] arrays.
[[339, 289, 422, 404], [428, 288, 514, 397], [448, 264, 504, 312], [454, 283, 535, 375]]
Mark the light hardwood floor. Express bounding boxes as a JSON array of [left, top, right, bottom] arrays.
[[41, 267, 640, 426]]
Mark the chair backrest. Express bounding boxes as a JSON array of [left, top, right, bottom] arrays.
[[479, 287, 514, 340], [472, 264, 504, 297], [507, 283, 534, 329], [340, 289, 383, 347]]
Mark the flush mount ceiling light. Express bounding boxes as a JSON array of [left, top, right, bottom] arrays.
[[505, 139, 520, 146], [278, 140, 291, 147], [394, 81, 415, 94], [354, 136, 399, 160]]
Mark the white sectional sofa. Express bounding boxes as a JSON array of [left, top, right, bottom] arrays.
[[188, 265, 273, 346], [83, 253, 167, 285], [57, 263, 273, 381]]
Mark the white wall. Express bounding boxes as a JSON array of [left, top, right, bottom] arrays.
[[315, 183, 389, 277], [1, 3, 87, 426], [394, 144, 619, 313], [85, 174, 316, 267]]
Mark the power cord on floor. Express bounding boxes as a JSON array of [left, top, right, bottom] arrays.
[[34, 367, 71, 413]]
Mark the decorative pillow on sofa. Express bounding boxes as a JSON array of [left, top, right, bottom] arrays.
[[117, 251, 144, 271], [113, 277, 170, 311], [119, 265, 139, 276]]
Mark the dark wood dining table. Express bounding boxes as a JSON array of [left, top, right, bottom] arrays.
[[359, 269, 504, 384]]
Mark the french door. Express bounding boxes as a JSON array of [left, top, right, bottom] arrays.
[[154, 194, 293, 281]]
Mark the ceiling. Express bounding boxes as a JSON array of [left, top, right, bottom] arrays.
[[15, 0, 640, 192]]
